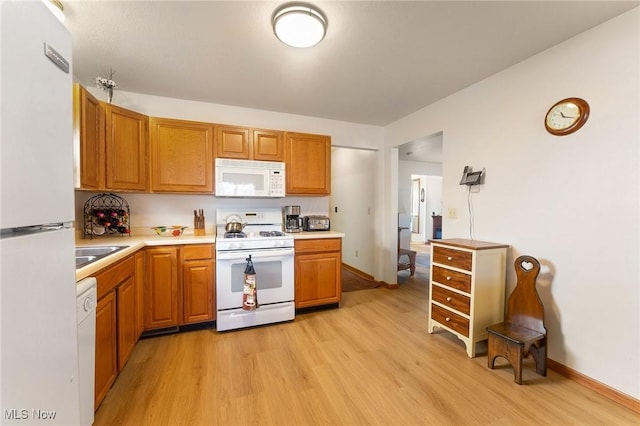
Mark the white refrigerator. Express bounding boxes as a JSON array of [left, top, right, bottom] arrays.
[[1, 2, 80, 425]]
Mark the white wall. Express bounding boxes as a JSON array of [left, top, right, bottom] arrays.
[[330, 147, 377, 274], [385, 9, 639, 399]]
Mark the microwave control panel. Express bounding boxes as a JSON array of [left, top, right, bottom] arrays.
[[270, 170, 285, 196]]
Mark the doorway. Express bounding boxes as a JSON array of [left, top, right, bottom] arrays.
[[397, 132, 443, 247]]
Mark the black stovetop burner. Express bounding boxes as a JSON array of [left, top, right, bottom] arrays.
[[224, 232, 246, 238], [259, 231, 286, 237]]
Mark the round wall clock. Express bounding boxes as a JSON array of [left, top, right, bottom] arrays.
[[544, 97, 590, 136]]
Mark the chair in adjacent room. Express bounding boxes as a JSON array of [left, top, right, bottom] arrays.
[[398, 248, 416, 276], [397, 227, 416, 276], [486, 255, 547, 384]]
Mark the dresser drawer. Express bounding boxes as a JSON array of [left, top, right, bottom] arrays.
[[432, 284, 471, 315], [431, 304, 469, 337], [432, 265, 471, 293], [433, 246, 472, 271]]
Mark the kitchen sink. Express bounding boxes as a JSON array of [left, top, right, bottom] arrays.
[[76, 255, 98, 268], [75, 246, 127, 257], [75, 246, 128, 269]]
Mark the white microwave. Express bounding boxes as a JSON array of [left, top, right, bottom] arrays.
[[215, 158, 286, 198]]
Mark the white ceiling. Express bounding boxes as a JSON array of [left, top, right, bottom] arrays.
[[65, 1, 637, 127]]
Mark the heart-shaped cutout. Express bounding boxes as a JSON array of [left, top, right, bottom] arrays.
[[521, 261, 534, 271]]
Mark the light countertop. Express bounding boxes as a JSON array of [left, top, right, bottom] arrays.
[[75, 230, 344, 281]]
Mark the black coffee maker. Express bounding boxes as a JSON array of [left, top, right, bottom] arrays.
[[283, 205, 302, 233]]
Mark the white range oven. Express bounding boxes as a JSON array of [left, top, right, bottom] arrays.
[[215, 208, 294, 331]]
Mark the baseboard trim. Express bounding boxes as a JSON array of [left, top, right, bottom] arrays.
[[547, 358, 640, 414], [341, 264, 401, 289], [342, 263, 375, 281], [379, 281, 399, 289]]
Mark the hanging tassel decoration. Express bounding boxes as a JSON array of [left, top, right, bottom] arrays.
[[243, 255, 258, 310]]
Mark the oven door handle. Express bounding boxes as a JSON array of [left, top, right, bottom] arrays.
[[216, 249, 294, 260]]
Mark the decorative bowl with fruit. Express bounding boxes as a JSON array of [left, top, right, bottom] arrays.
[[152, 226, 187, 237]]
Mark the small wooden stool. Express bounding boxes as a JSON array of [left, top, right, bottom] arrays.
[[398, 248, 416, 276]]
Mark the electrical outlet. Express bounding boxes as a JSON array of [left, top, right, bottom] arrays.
[[448, 208, 458, 219]]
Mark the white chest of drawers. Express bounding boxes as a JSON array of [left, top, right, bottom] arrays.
[[428, 239, 508, 357]]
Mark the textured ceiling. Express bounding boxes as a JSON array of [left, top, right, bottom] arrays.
[[65, 1, 637, 126]]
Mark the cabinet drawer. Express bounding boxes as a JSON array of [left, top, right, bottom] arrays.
[[182, 244, 213, 260], [431, 304, 469, 337], [295, 238, 341, 254], [432, 284, 470, 315], [95, 256, 135, 300], [432, 265, 471, 293], [433, 246, 472, 271]]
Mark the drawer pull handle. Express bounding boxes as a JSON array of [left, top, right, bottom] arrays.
[[446, 276, 452, 281], [447, 256, 453, 261], [445, 317, 451, 322], [446, 297, 452, 302]]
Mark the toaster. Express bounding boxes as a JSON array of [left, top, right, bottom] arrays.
[[302, 215, 330, 231]]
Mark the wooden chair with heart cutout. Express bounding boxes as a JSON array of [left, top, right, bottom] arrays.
[[486, 255, 547, 384]]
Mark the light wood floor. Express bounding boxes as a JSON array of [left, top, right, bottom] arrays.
[[95, 273, 639, 426]]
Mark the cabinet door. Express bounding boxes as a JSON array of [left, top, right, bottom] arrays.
[[150, 118, 214, 192], [216, 125, 250, 159], [183, 258, 215, 324], [134, 251, 145, 339], [95, 290, 117, 409], [116, 276, 136, 371], [73, 84, 104, 190], [295, 251, 341, 308], [285, 132, 331, 195], [145, 247, 180, 329], [104, 104, 148, 191], [253, 129, 284, 162]]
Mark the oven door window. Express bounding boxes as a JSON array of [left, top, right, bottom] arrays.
[[231, 259, 283, 292], [217, 253, 294, 309]]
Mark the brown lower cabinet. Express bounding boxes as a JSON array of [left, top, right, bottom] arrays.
[[182, 244, 215, 324], [144, 246, 180, 329], [134, 251, 145, 339], [294, 238, 342, 308], [94, 291, 116, 409], [145, 244, 215, 330], [93, 255, 137, 409]]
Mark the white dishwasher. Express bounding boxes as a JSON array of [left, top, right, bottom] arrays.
[[76, 277, 97, 426]]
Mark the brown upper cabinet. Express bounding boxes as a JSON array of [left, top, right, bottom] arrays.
[[73, 84, 148, 192], [104, 104, 148, 191], [252, 129, 285, 161], [285, 132, 331, 195], [73, 84, 104, 190], [149, 117, 214, 193], [73, 84, 332, 195], [216, 125, 284, 162]]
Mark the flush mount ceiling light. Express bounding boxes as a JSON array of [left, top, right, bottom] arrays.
[[272, 3, 327, 48]]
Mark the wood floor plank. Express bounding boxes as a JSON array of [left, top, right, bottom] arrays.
[[94, 273, 639, 426]]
